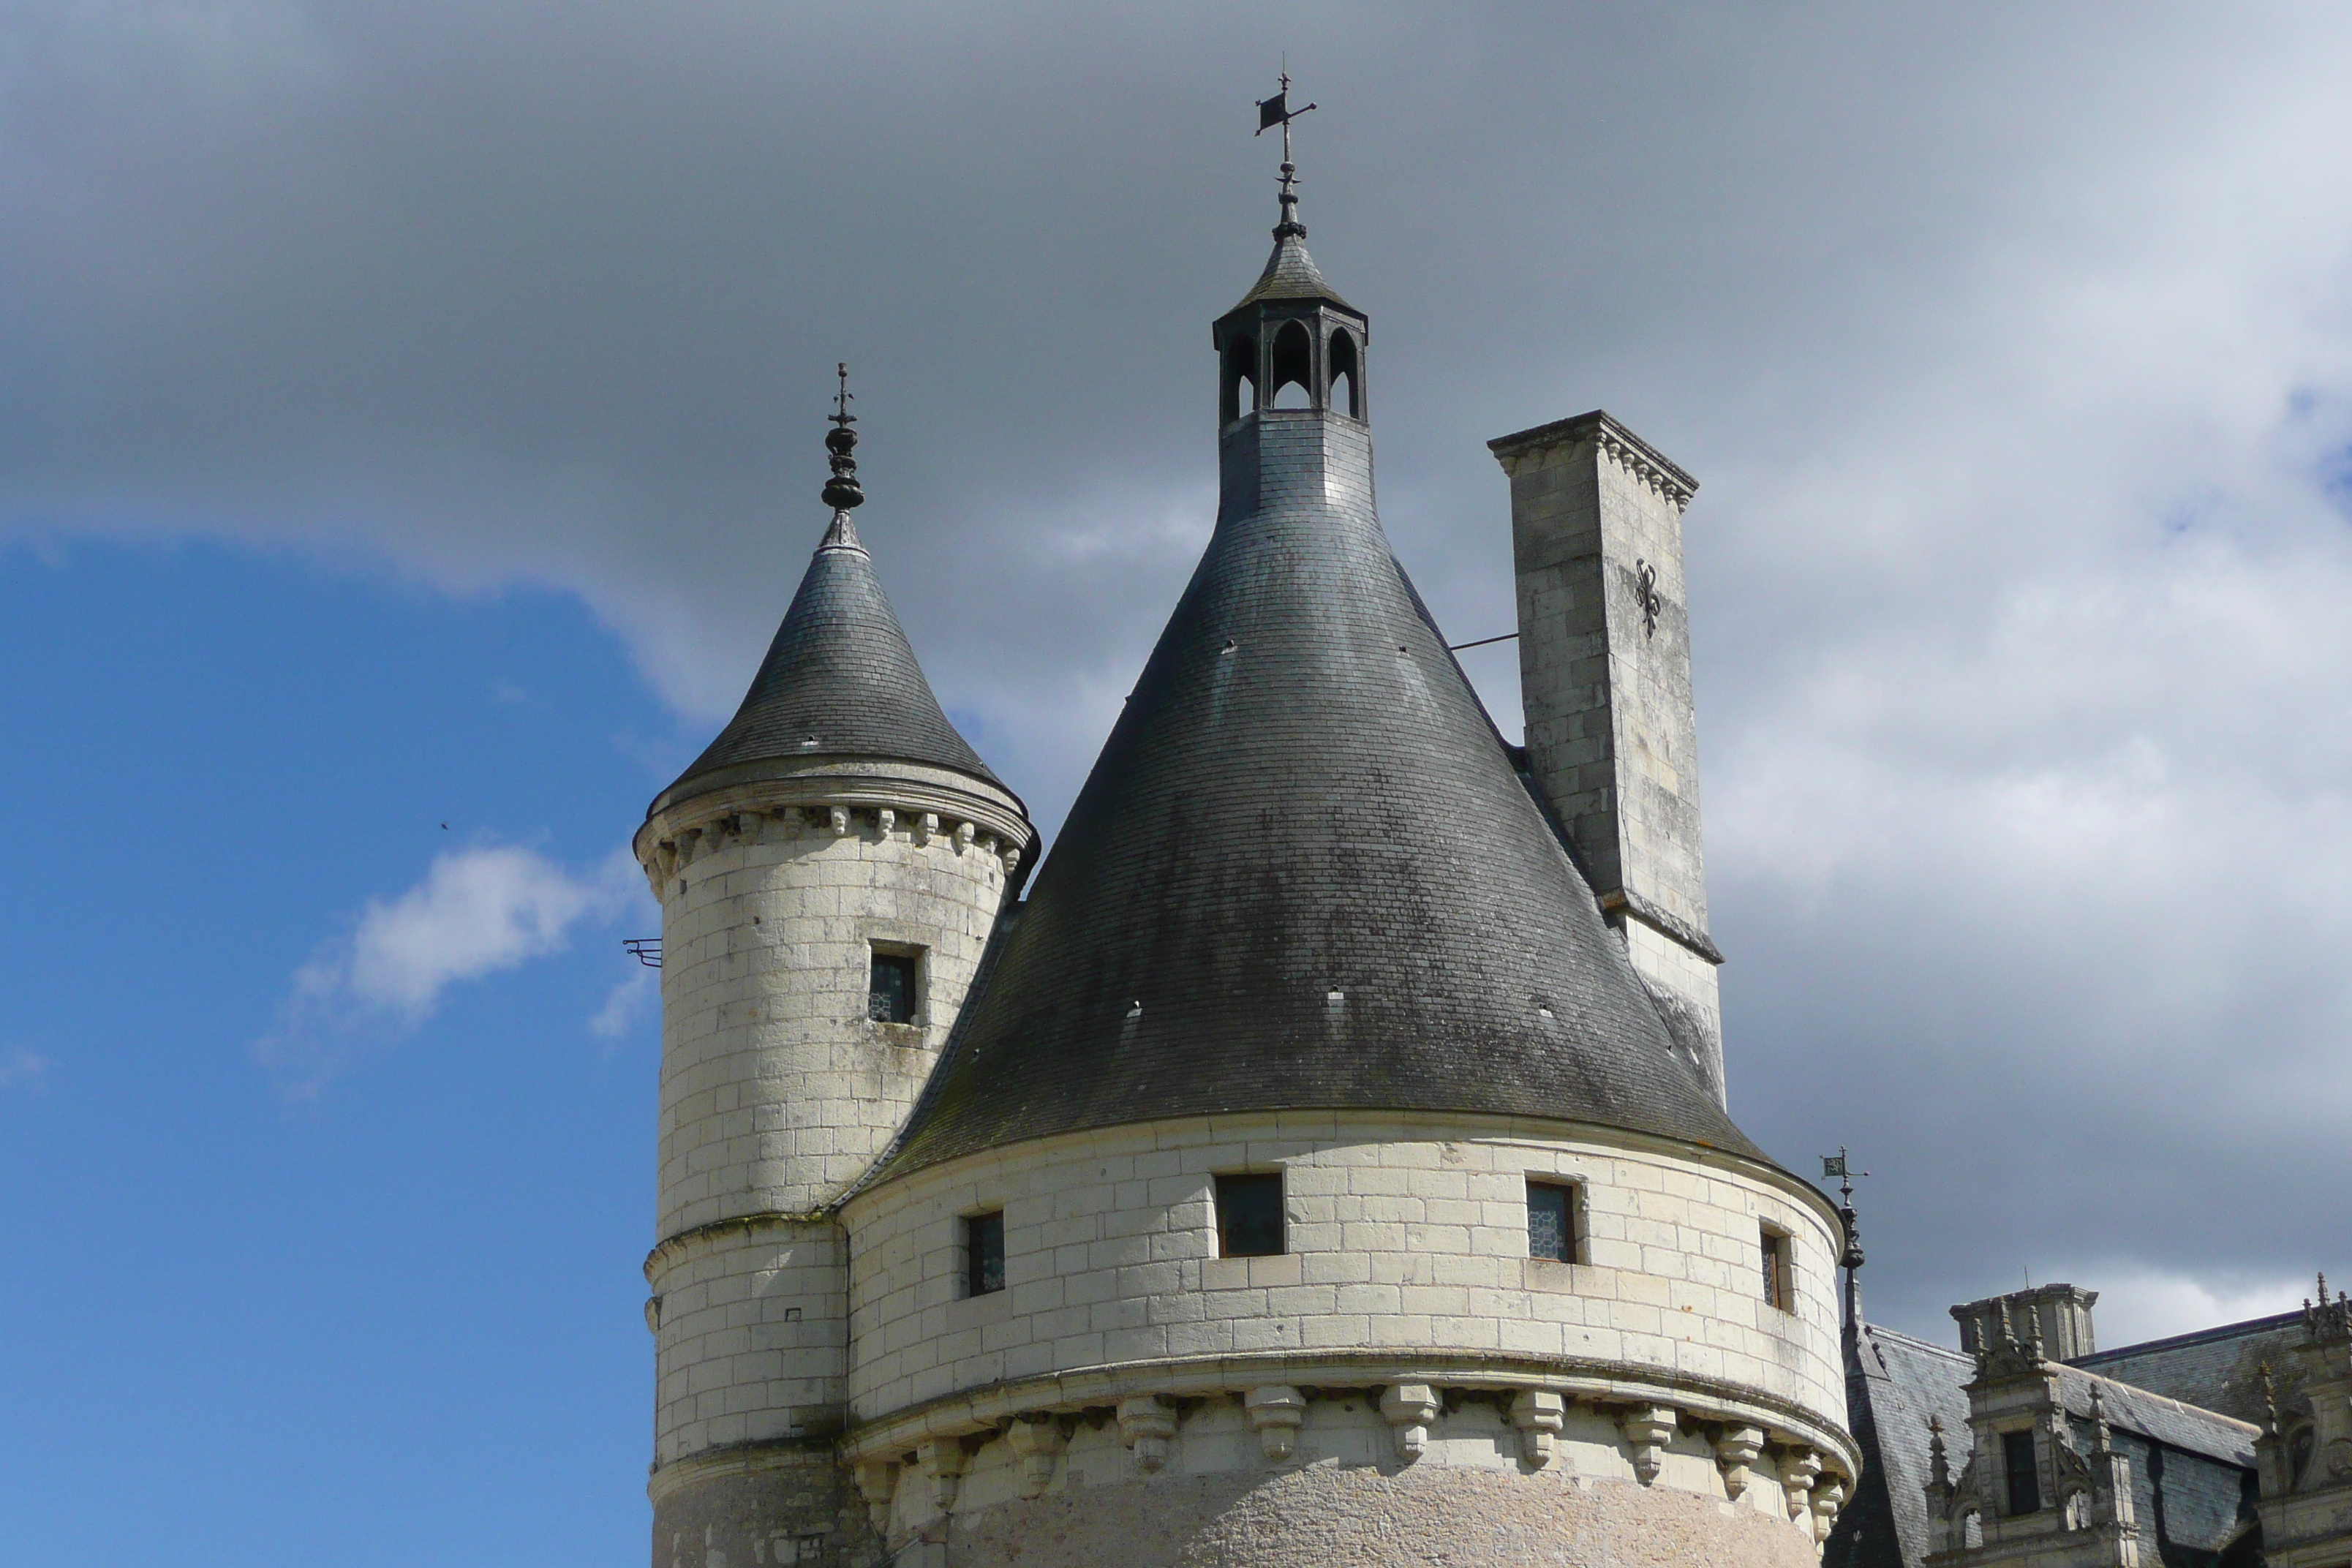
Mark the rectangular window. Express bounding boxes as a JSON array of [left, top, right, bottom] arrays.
[[1761, 1227, 1793, 1311], [965, 1211, 1005, 1297], [1215, 1173, 1284, 1258], [1528, 1180, 1580, 1263], [867, 948, 919, 1025], [2003, 1430, 2040, 1515]]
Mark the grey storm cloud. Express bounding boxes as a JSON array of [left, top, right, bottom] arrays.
[[6, 0, 2350, 1344]]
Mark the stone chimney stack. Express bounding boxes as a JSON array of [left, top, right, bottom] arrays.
[[1951, 1284, 2100, 1362], [1490, 412, 1725, 1104]]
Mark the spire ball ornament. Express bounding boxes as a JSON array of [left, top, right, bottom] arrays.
[[821, 361, 864, 513]]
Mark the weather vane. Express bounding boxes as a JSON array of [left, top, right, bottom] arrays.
[[1256, 67, 1317, 235], [1822, 1146, 1869, 1205]]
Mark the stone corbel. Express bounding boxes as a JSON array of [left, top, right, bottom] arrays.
[[1714, 1425, 1764, 1499], [829, 806, 851, 837], [676, 827, 702, 867], [1811, 1474, 1848, 1542], [1003, 845, 1022, 875], [917, 813, 939, 846], [1779, 1447, 1823, 1522], [853, 1460, 897, 1534], [916, 1439, 965, 1513], [736, 811, 764, 846], [954, 821, 976, 853], [1509, 1390, 1566, 1466], [1619, 1405, 1677, 1485], [655, 843, 677, 878], [1005, 1416, 1063, 1498], [1244, 1386, 1308, 1461], [1117, 1395, 1177, 1473], [1380, 1384, 1440, 1461], [877, 808, 895, 840]]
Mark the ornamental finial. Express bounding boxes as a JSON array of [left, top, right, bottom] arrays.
[[821, 362, 863, 513], [1255, 65, 1317, 240]]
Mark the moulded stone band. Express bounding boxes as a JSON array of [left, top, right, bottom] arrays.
[[830, 1349, 1860, 1490]]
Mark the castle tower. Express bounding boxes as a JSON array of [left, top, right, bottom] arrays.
[[633, 376, 1035, 1567], [819, 97, 1856, 1568]]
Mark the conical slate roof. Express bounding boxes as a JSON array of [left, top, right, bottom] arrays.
[[881, 414, 1760, 1178], [660, 511, 999, 805], [1226, 227, 1355, 314]]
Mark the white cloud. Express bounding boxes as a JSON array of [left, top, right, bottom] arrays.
[[255, 843, 643, 1096], [589, 965, 657, 1044]]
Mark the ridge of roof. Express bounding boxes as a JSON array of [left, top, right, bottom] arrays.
[[868, 410, 1765, 1183], [653, 510, 1003, 814], [2069, 1309, 2304, 1367], [1859, 1322, 1975, 1363]]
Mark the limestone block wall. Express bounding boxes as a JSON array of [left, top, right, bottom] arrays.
[[1493, 413, 1726, 1101], [647, 1218, 848, 1466], [838, 1112, 1853, 1510], [641, 761, 1029, 1235]]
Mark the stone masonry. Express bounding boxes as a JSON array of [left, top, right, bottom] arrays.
[[1491, 412, 1727, 1104]]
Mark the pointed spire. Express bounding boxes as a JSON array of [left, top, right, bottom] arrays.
[[649, 369, 1003, 809], [1229, 72, 1352, 314]]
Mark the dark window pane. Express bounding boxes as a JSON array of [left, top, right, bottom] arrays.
[[1217, 1173, 1284, 1258], [965, 1211, 1004, 1297], [1529, 1181, 1575, 1262], [2004, 1431, 2040, 1515], [1761, 1229, 1790, 1309], [868, 951, 918, 1024]]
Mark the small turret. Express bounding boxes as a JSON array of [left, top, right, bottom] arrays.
[[634, 373, 1033, 1567]]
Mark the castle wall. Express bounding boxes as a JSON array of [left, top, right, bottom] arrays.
[[842, 1111, 1847, 1433], [644, 762, 1026, 1235], [638, 758, 1030, 1567]]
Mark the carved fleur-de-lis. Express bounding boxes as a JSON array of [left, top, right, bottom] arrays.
[[1634, 559, 1663, 638]]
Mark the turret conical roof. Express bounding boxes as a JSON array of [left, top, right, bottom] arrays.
[[657, 509, 1000, 807], [879, 402, 1758, 1177]]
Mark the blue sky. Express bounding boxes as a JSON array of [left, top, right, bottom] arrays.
[[0, 542, 670, 1562], [5, 3, 2352, 1563]]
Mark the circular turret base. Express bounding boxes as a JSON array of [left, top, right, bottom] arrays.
[[944, 1464, 1818, 1568]]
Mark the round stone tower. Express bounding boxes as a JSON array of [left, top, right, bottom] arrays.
[[634, 377, 1034, 1568], [823, 116, 1858, 1567]]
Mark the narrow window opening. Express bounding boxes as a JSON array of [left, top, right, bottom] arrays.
[[2003, 1430, 2041, 1515], [1222, 333, 1256, 422], [867, 947, 919, 1025], [1760, 1226, 1793, 1311], [965, 1211, 1005, 1297], [1215, 1172, 1284, 1257], [1527, 1180, 1580, 1263], [1269, 320, 1313, 408], [1327, 328, 1360, 417], [1960, 1510, 1983, 1549]]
